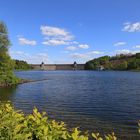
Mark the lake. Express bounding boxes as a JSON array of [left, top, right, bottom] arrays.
[[0, 70, 140, 139]]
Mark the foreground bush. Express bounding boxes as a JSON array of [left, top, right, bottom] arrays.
[[0, 103, 139, 140]]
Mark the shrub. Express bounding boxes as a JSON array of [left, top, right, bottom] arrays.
[[0, 102, 140, 140]]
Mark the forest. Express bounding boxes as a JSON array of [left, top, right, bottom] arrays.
[[85, 53, 140, 71]]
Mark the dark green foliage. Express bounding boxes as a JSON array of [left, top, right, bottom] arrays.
[[85, 62, 95, 70], [136, 53, 140, 59], [14, 60, 32, 70], [85, 53, 140, 71]]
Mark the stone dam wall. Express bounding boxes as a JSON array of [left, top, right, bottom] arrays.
[[31, 64, 85, 70]]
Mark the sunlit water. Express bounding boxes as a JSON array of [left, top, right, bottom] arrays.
[[0, 70, 140, 139]]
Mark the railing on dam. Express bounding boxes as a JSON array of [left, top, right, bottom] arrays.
[[31, 64, 85, 70]]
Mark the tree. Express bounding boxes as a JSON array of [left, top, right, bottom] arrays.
[[117, 61, 128, 70], [0, 22, 10, 52], [14, 60, 31, 70], [85, 62, 95, 70], [136, 53, 140, 59], [0, 22, 19, 86]]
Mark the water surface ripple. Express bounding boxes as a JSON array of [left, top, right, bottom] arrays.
[[0, 70, 140, 139]]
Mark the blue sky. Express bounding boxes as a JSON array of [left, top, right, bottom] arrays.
[[1, 0, 140, 64]]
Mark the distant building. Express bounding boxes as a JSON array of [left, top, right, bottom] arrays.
[[96, 65, 104, 71]]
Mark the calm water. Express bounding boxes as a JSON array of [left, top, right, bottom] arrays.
[[0, 70, 140, 139]]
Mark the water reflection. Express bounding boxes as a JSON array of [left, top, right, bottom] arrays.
[[0, 85, 17, 101]]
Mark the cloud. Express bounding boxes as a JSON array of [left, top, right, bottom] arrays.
[[10, 51, 29, 56], [40, 25, 72, 39], [10, 50, 50, 64], [41, 25, 74, 46], [66, 46, 77, 51], [116, 49, 130, 54], [114, 42, 126, 46], [42, 39, 69, 46], [19, 37, 37, 46], [66, 44, 90, 51], [40, 25, 90, 49], [70, 51, 103, 59], [79, 44, 89, 49], [116, 49, 140, 55], [87, 51, 103, 55], [123, 22, 140, 32], [132, 50, 140, 54], [70, 53, 88, 59], [133, 45, 140, 49]]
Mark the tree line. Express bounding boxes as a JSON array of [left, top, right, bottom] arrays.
[[85, 53, 140, 70], [14, 59, 32, 70]]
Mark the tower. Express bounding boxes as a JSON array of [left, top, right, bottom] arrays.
[[40, 62, 45, 70], [73, 61, 77, 70]]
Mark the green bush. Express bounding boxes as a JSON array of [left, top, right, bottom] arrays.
[[0, 72, 20, 86], [0, 102, 140, 140]]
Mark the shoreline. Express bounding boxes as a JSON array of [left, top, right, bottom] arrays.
[[0, 78, 48, 88]]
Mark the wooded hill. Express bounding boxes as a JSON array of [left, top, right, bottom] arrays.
[[85, 53, 140, 70]]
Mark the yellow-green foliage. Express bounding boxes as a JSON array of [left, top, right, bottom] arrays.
[[0, 103, 139, 140]]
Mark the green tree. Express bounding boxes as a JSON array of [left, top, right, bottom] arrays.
[[14, 60, 31, 70], [0, 22, 19, 86], [85, 62, 95, 70], [118, 61, 128, 70], [136, 53, 140, 59]]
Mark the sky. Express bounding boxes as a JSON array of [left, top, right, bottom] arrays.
[[1, 0, 140, 64]]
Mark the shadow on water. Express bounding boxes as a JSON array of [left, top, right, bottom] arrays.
[[0, 85, 17, 101]]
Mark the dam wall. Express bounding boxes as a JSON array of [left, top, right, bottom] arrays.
[[31, 64, 85, 70]]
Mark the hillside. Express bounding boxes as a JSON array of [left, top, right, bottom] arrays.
[[85, 53, 140, 71]]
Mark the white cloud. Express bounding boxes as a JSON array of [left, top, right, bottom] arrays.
[[70, 51, 103, 60], [71, 41, 79, 45], [79, 44, 89, 49], [70, 53, 88, 59], [132, 50, 140, 54], [66, 44, 90, 51], [40, 25, 70, 38], [114, 42, 126, 46], [41, 25, 74, 46], [116, 49, 140, 55], [19, 37, 37, 46], [40, 25, 90, 49], [133, 45, 140, 49], [66, 46, 77, 51], [87, 51, 103, 55], [123, 22, 140, 32], [10, 51, 29, 56], [42, 39, 69, 46], [10, 50, 50, 64], [116, 49, 130, 54]]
